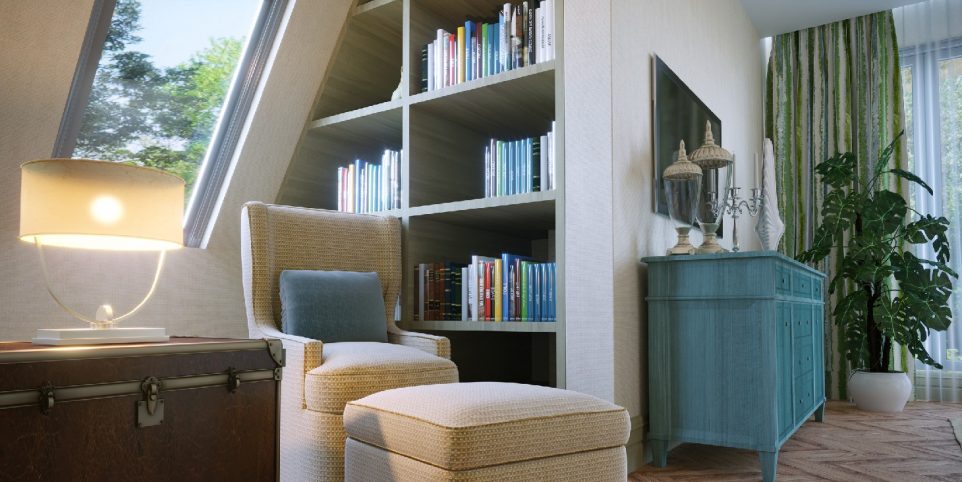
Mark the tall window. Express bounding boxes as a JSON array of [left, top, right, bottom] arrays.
[[56, 0, 287, 247], [896, 0, 962, 401]]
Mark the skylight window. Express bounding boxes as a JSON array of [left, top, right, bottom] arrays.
[[56, 0, 287, 247]]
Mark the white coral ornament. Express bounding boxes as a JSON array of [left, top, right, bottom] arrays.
[[755, 138, 785, 251]]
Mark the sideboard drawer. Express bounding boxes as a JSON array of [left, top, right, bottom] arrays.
[[794, 337, 814, 376], [794, 372, 815, 420], [793, 304, 813, 338], [776, 265, 792, 295], [793, 272, 815, 299]]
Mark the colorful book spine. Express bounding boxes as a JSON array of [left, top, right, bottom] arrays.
[[482, 125, 555, 199], [335, 149, 400, 214], [420, 256, 555, 322], [418, 2, 552, 92]]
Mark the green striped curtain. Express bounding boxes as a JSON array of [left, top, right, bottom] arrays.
[[765, 10, 907, 400]]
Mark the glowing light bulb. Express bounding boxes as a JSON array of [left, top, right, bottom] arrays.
[[90, 195, 123, 224]]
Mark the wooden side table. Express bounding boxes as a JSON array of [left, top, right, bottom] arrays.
[[0, 337, 283, 481], [642, 252, 826, 482]]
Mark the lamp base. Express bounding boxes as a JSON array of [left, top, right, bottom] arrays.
[[32, 327, 169, 346]]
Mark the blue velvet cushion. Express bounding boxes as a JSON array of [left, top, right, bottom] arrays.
[[279, 270, 388, 343]]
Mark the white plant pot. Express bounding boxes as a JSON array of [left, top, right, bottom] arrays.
[[848, 371, 911, 412]]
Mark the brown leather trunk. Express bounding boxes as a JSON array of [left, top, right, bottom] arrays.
[[0, 337, 282, 481]]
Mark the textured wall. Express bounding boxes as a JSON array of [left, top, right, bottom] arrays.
[[0, 0, 352, 340], [611, 0, 763, 428], [563, 0, 616, 405], [563, 0, 764, 469]]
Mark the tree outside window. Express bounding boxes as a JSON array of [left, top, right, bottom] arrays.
[[70, 0, 261, 202]]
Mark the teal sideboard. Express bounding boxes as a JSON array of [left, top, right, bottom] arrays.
[[642, 251, 826, 482]]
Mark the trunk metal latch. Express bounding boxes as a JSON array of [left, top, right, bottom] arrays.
[[137, 376, 164, 428], [38, 382, 55, 414]]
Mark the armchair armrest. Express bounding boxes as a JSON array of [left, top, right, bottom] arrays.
[[388, 327, 451, 359]]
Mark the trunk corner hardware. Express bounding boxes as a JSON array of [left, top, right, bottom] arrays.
[[266, 338, 285, 367]]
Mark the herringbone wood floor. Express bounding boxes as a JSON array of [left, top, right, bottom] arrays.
[[629, 401, 962, 481]]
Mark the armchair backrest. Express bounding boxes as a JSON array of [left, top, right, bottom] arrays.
[[240, 202, 401, 337]]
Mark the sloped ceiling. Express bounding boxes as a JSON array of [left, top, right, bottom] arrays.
[[740, 0, 924, 37]]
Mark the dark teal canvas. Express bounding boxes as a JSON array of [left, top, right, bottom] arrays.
[[279, 270, 388, 343]]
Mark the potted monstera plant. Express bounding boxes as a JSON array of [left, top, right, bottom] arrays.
[[798, 135, 956, 412]]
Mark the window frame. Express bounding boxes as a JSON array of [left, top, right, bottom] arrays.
[[54, 0, 288, 248]]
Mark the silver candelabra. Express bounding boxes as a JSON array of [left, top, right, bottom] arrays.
[[709, 186, 762, 252]]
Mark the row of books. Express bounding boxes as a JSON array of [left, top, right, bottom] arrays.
[[414, 255, 557, 322], [485, 122, 556, 198], [419, 0, 556, 93], [414, 262, 465, 321], [335, 149, 401, 214]]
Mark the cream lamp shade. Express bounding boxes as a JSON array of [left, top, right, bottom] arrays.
[[19, 159, 185, 251]]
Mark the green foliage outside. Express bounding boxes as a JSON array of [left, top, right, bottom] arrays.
[[797, 134, 957, 373], [74, 0, 244, 199]]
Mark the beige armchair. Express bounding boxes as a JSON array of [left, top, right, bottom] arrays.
[[241, 202, 458, 481]]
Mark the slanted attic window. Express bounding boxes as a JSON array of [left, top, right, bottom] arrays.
[[55, 0, 287, 247]]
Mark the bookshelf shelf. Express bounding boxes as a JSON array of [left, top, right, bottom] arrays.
[[279, 0, 565, 387], [402, 320, 558, 333], [409, 61, 555, 138], [308, 98, 402, 131], [408, 191, 555, 237], [280, 102, 402, 209], [354, 0, 400, 18]]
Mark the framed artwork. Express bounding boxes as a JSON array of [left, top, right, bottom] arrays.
[[652, 55, 722, 236]]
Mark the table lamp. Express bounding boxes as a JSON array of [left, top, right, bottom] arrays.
[[19, 159, 184, 345]]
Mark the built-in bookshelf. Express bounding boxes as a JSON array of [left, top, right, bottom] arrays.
[[277, 0, 564, 387]]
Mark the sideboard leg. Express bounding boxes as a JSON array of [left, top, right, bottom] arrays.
[[759, 450, 778, 482], [814, 401, 825, 422], [650, 440, 668, 467]]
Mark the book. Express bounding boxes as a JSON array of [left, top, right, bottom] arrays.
[[494, 259, 503, 321], [544, 0, 554, 61], [426, 43, 434, 92], [484, 262, 492, 320], [457, 26, 466, 84], [420, 45, 428, 92], [526, 1, 535, 66], [461, 267, 469, 321]]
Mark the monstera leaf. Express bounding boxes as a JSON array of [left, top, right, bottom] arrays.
[[797, 133, 956, 372]]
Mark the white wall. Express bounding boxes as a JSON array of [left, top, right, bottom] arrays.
[[0, 0, 352, 341], [613, 0, 763, 462], [564, 0, 764, 468]]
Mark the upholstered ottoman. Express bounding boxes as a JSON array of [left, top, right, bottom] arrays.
[[343, 382, 630, 481]]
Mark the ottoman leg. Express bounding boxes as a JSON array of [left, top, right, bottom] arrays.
[[650, 439, 668, 467], [759, 450, 778, 482]]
